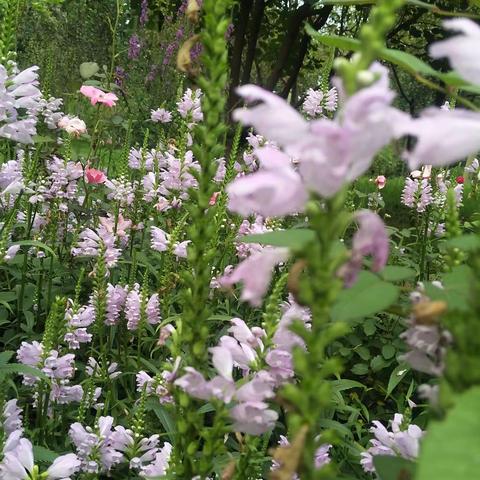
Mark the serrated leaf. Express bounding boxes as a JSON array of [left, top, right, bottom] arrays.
[[0, 363, 48, 381], [240, 229, 315, 248], [416, 387, 480, 480], [373, 455, 416, 480], [0, 351, 14, 365]]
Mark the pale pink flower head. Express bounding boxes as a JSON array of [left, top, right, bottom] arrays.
[[220, 247, 289, 306], [58, 115, 87, 137], [230, 401, 278, 435], [85, 167, 107, 184], [227, 147, 307, 217], [399, 108, 480, 170], [80, 85, 118, 107], [430, 19, 480, 85], [338, 210, 389, 287], [374, 175, 386, 189]]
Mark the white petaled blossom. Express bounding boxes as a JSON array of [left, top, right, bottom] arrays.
[[0, 437, 80, 479], [0, 62, 42, 143]]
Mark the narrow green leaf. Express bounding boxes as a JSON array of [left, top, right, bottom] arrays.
[[13, 240, 57, 258], [379, 266, 416, 282], [386, 364, 410, 398]]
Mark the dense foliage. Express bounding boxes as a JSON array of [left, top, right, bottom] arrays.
[[0, 0, 480, 479]]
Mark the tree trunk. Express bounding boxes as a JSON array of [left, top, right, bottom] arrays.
[[265, 3, 313, 91], [227, 0, 253, 112], [280, 6, 333, 99], [240, 0, 265, 86]]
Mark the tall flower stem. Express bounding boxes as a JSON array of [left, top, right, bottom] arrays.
[[171, 0, 232, 477], [282, 193, 350, 478]]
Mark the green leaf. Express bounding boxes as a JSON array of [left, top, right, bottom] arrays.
[[352, 363, 368, 375], [145, 399, 176, 443], [33, 445, 59, 463], [445, 234, 480, 252], [382, 345, 396, 360], [240, 229, 315, 248], [0, 363, 48, 381], [363, 318, 377, 336], [416, 387, 480, 480], [13, 240, 57, 258], [370, 355, 389, 372], [373, 455, 416, 480], [386, 364, 410, 398], [380, 266, 416, 282], [79, 62, 100, 79], [0, 351, 14, 365], [424, 265, 473, 312], [332, 271, 399, 322], [331, 379, 366, 391]]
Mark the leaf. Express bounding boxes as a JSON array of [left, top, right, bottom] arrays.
[[306, 29, 480, 94], [12, 240, 57, 258], [79, 62, 100, 79], [382, 345, 396, 360], [445, 234, 480, 252], [33, 445, 59, 463], [0, 363, 48, 381], [145, 399, 176, 443], [380, 266, 416, 282], [416, 387, 480, 480], [424, 265, 473, 312], [332, 271, 399, 322], [0, 351, 14, 365], [331, 379, 366, 392], [373, 455, 416, 480], [363, 318, 377, 336], [352, 363, 368, 375], [240, 229, 315, 249], [386, 364, 409, 398]]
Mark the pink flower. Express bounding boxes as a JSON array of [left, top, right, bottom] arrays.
[[85, 167, 106, 184], [58, 115, 87, 136], [80, 85, 118, 107], [209, 191, 220, 206], [375, 175, 386, 189], [230, 401, 278, 435], [233, 64, 406, 198], [399, 108, 480, 170], [338, 210, 389, 287], [220, 247, 289, 306], [430, 19, 480, 85], [227, 147, 307, 216]]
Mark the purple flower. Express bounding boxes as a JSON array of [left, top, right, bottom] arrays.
[[42, 351, 75, 380], [128, 34, 142, 60], [233, 64, 405, 198], [177, 88, 203, 122], [230, 401, 278, 435], [139, 442, 172, 478], [360, 414, 424, 473], [151, 227, 170, 252], [430, 19, 480, 85], [338, 210, 389, 287], [302, 88, 325, 118], [126, 284, 141, 331], [399, 108, 480, 170], [220, 247, 289, 306], [227, 147, 308, 217], [106, 284, 127, 326], [2, 399, 23, 435], [140, 0, 149, 26], [146, 293, 161, 325], [150, 108, 172, 123]]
